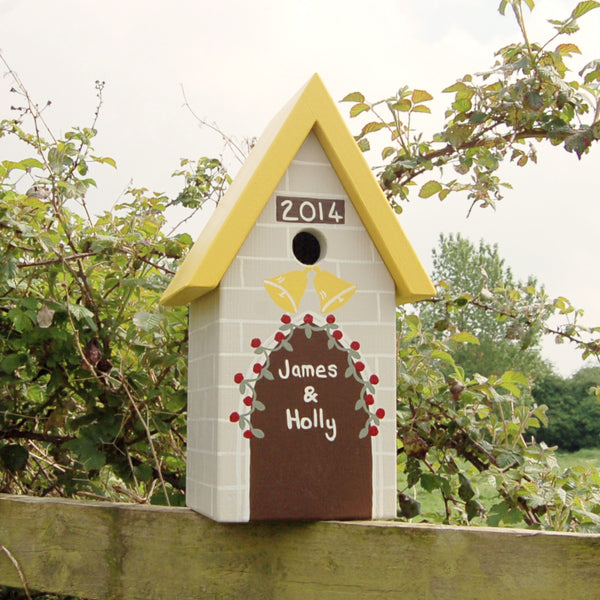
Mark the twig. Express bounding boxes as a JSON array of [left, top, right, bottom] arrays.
[[0, 545, 32, 600], [123, 382, 171, 506], [180, 83, 247, 165]]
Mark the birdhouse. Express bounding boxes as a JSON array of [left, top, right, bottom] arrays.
[[161, 74, 435, 522]]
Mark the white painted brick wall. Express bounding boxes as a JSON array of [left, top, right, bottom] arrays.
[[187, 131, 397, 521]]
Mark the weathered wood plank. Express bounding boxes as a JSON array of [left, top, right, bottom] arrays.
[[1, 493, 600, 600]]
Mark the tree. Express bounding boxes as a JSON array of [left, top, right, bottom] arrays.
[[533, 367, 600, 450], [418, 233, 551, 381], [0, 62, 230, 505], [344, 1, 600, 216], [351, 0, 600, 529]]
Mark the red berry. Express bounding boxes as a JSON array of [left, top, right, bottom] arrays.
[[243, 430, 254, 439], [354, 361, 365, 372], [351, 341, 360, 351], [234, 373, 244, 384], [229, 412, 240, 423], [365, 394, 375, 406], [253, 363, 263, 374], [275, 331, 285, 342], [370, 374, 380, 385], [303, 314, 313, 324], [250, 338, 261, 348], [332, 330, 343, 340], [369, 425, 379, 437], [376, 408, 385, 419], [326, 314, 336, 324], [281, 314, 291, 324], [243, 396, 253, 406]]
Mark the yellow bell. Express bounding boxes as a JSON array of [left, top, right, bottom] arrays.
[[313, 266, 357, 313], [263, 270, 309, 313]]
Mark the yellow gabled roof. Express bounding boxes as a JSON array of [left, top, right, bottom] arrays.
[[160, 74, 435, 307]]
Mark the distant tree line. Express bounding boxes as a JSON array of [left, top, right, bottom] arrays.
[[533, 367, 600, 451]]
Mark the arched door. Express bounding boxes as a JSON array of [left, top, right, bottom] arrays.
[[249, 327, 372, 521]]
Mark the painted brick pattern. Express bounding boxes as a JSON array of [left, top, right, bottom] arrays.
[[187, 131, 397, 521]]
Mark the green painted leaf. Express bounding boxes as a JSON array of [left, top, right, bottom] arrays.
[[355, 399, 366, 411], [418, 180, 442, 198]]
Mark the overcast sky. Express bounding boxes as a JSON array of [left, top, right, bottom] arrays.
[[1, 0, 599, 376]]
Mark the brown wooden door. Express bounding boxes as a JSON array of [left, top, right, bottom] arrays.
[[250, 328, 372, 521]]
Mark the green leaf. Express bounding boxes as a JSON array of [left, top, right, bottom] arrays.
[[0, 353, 27, 374], [349, 103, 370, 117], [442, 82, 468, 93], [341, 91, 365, 103], [398, 493, 421, 518], [458, 473, 475, 501], [500, 370, 529, 385], [133, 311, 164, 332], [356, 138, 370, 152], [392, 99, 412, 112], [412, 105, 431, 114], [411, 89, 433, 104], [418, 180, 442, 198], [452, 98, 472, 112], [69, 303, 95, 322], [450, 332, 480, 345], [361, 121, 386, 135], [64, 437, 106, 471], [466, 499, 485, 521], [381, 146, 395, 159], [431, 349, 456, 367], [572, 1, 600, 19], [556, 43, 581, 56], [469, 111, 487, 124], [0, 444, 29, 473], [91, 155, 117, 168]]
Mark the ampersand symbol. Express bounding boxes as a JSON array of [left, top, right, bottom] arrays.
[[303, 385, 318, 403]]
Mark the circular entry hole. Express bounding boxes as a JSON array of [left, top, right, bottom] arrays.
[[292, 231, 323, 265]]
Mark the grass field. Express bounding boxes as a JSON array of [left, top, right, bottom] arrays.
[[399, 447, 600, 520]]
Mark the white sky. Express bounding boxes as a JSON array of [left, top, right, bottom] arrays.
[[1, 0, 599, 376]]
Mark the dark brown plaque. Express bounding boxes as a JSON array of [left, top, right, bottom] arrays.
[[276, 196, 345, 224], [249, 328, 372, 521]]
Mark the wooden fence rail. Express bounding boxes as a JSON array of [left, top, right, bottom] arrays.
[[1, 494, 600, 599]]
